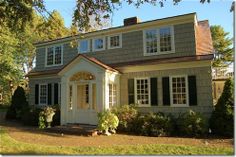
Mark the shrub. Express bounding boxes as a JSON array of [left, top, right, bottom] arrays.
[[111, 104, 138, 132], [97, 110, 119, 134], [130, 112, 173, 137], [5, 86, 28, 120], [175, 110, 207, 137], [21, 106, 43, 126], [52, 104, 60, 126], [38, 106, 56, 129], [209, 79, 234, 137]]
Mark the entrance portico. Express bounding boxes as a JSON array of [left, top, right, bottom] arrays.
[[59, 55, 120, 125]]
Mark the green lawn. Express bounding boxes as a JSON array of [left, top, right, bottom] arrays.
[[0, 129, 233, 155]]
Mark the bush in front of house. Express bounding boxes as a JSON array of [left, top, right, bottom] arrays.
[[111, 104, 138, 132], [174, 110, 207, 137], [6, 86, 28, 120], [97, 110, 119, 135], [21, 106, 43, 126], [51, 104, 61, 126], [209, 78, 234, 137], [129, 112, 173, 137]]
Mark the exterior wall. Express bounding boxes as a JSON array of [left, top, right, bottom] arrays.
[[34, 22, 196, 71], [119, 65, 213, 118], [28, 76, 61, 106]]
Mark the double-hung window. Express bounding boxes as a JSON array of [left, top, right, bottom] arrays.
[[144, 26, 174, 56], [79, 40, 89, 53], [39, 84, 47, 105], [135, 78, 150, 106], [93, 37, 105, 51], [170, 76, 188, 107], [46, 45, 63, 66], [109, 84, 117, 107], [108, 34, 122, 49]]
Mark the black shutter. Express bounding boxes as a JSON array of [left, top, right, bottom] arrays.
[[150, 77, 158, 106], [35, 84, 39, 105], [162, 77, 170, 106], [54, 83, 59, 105], [188, 75, 197, 106], [48, 84, 52, 105], [128, 79, 134, 105]]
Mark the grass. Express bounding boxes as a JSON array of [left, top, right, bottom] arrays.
[[0, 129, 233, 155]]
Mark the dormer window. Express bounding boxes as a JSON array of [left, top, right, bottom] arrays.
[[79, 39, 90, 53], [93, 37, 105, 51], [108, 34, 122, 49], [46, 45, 63, 66], [144, 26, 174, 56]]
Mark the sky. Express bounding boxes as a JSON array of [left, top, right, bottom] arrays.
[[44, 0, 234, 38]]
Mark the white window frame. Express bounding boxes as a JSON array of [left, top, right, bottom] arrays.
[[143, 26, 175, 56], [108, 34, 122, 49], [39, 84, 47, 106], [134, 78, 151, 107], [170, 75, 189, 107], [45, 44, 63, 67], [92, 37, 105, 52], [109, 83, 117, 107], [78, 39, 90, 53]]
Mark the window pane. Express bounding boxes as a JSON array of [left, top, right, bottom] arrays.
[[47, 47, 54, 65], [55, 46, 62, 65], [160, 27, 172, 52], [136, 78, 149, 105], [145, 29, 157, 54], [94, 38, 104, 50], [109, 84, 117, 107], [110, 35, 120, 48], [79, 40, 89, 53], [40, 85, 47, 104], [172, 76, 187, 105]]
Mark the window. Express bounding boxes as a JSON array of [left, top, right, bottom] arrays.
[[46, 45, 63, 66], [108, 34, 122, 49], [171, 76, 188, 106], [109, 84, 117, 107], [135, 78, 150, 106], [144, 29, 158, 54], [93, 37, 105, 51], [160, 27, 172, 52], [144, 26, 174, 56], [79, 40, 89, 53], [39, 84, 47, 105], [69, 85, 73, 110]]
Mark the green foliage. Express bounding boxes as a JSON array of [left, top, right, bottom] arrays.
[[211, 25, 233, 67], [209, 79, 234, 137], [6, 86, 28, 120], [21, 106, 43, 126], [129, 113, 173, 137], [175, 110, 207, 137], [38, 112, 46, 129], [97, 110, 119, 133], [111, 104, 138, 132]]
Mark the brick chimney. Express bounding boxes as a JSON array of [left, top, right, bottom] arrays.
[[124, 17, 141, 26]]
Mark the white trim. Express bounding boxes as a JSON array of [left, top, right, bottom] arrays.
[[92, 37, 105, 52], [134, 78, 151, 107], [169, 75, 189, 107], [78, 39, 90, 53], [143, 25, 175, 56], [108, 34, 122, 49], [39, 84, 47, 106], [45, 44, 63, 67]]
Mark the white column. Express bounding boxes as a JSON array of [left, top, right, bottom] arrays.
[[60, 75, 67, 125]]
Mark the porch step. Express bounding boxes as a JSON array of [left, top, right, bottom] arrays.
[[46, 124, 98, 136]]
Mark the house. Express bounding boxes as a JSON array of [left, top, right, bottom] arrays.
[[26, 13, 214, 125]]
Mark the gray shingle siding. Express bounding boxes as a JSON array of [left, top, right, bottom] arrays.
[[34, 22, 196, 71]]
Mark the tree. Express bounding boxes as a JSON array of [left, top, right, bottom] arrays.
[[0, 0, 212, 32], [6, 86, 28, 120], [209, 79, 234, 137], [210, 25, 233, 68]]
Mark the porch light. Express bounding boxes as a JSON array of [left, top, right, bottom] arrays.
[[69, 106, 73, 110]]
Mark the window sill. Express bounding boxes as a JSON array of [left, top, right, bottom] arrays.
[[171, 104, 189, 107], [45, 63, 63, 68], [143, 51, 175, 56], [93, 48, 105, 52], [108, 46, 122, 50]]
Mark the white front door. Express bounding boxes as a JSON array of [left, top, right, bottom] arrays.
[[72, 83, 97, 125]]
